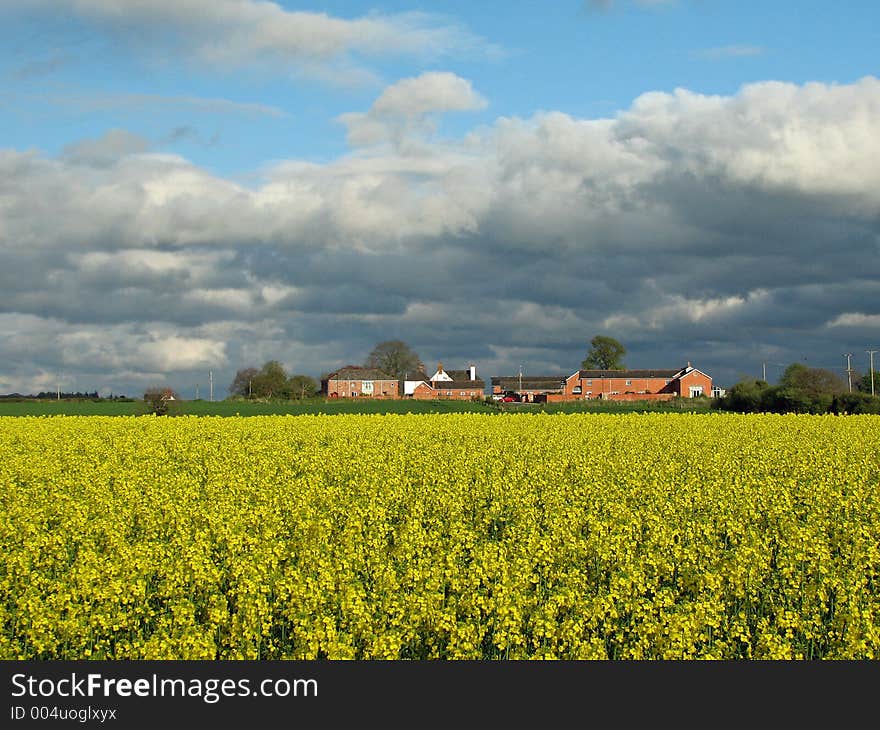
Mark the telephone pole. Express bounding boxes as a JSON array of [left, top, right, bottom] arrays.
[[209, 370, 214, 402], [195, 383, 199, 400], [868, 350, 878, 397], [844, 353, 854, 393], [762, 362, 766, 381]]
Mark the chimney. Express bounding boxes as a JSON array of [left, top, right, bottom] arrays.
[[687, 361, 691, 369], [469, 364, 476, 381], [437, 362, 443, 373]]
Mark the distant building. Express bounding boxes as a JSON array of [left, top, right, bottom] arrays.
[[491, 363, 713, 402], [402, 370, 431, 397], [321, 366, 399, 398], [410, 362, 485, 400], [563, 363, 712, 401], [491, 375, 568, 399]]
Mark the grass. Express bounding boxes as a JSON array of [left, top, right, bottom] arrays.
[[0, 396, 717, 417], [0, 398, 495, 417], [502, 397, 715, 414]]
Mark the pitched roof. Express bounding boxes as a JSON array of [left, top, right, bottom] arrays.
[[577, 369, 682, 379], [420, 380, 485, 391], [438, 369, 485, 386], [491, 375, 567, 390], [325, 365, 396, 380]]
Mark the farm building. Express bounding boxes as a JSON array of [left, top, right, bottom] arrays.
[[321, 366, 400, 398], [492, 363, 713, 402], [563, 363, 712, 401], [491, 375, 568, 401], [410, 363, 486, 400]]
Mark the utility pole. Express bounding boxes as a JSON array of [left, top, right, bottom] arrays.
[[762, 362, 766, 381], [195, 383, 199, 400], [248, 379, 252, 398], [209, 370, 214, 402], [519, 364, 523, 393], [868, 350, 878, 397], [844, 353, 854, 393]]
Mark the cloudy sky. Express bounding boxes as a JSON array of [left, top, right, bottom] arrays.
[[2, 0, 879, 397]]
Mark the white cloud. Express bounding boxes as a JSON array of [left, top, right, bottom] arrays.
[[339, 72, 488, 148], [136, 336, 228, 371], [693, 45, 766, 61], [826, 313, 880, 328], [20, 1, 493, 83], [41, 92, 287, 119]]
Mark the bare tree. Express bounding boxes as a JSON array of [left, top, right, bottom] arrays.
[[365, 340, 424, 379]]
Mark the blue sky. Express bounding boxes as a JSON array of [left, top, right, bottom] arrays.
[[1, 0, 879, 396]]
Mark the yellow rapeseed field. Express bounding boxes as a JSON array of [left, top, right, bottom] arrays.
[[1, 413, 878, 659]]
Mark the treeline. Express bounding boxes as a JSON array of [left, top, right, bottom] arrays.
[[0, 391, 133, 402], [229, 361, 318, 400], [715, 363, 880, 414]]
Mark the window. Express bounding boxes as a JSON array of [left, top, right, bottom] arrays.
[[586, 380, 592, 386], [626, 379, 632, 386], [689, 386, 703, 398], [572, 386, 582, 394], [460, 392, 466, 396]]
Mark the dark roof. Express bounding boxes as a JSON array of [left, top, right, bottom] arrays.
[[422, 380, 485, 391], [491, 375, 567, 391], [404, 371, 430, 381], [325, 366, 396, 380], [432, 369, 485, 387], [577, 369, 683, 379]]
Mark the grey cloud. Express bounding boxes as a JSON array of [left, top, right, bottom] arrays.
[[3, 77, 880, 394], [61, 128, 151, 167], [12, 51, 71, 79]]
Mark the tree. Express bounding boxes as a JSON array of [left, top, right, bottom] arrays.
[[364, 340, 424, 380], [581, 335, 626, 370], [287, 374, 318, 400], [831, 391, 880, 415], [716, 379, 772, 413], [143, 387, 179, 416], [859, 371, 879, 395], [229, 367, 259, 398], [250, 361, 289, 399], [774, 363, 845, 413]]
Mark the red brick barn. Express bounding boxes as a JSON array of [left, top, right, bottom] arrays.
[[563, 363, 712, 401], [321, 366, 400, 398]]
